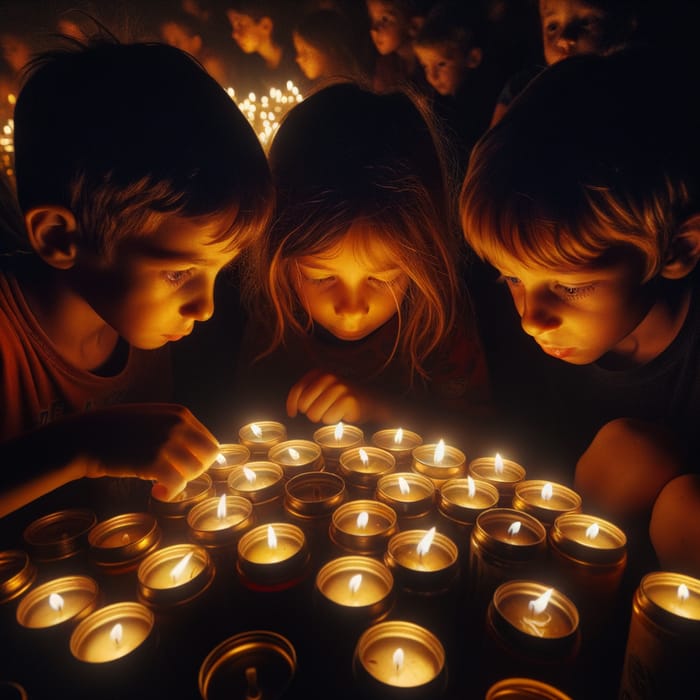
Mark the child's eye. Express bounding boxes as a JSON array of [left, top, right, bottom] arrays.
[[163, 269, 194, 286], [556, 283, 595, 299], [500, 275, 521, 286], [545, 21, 560, 34], [305, 276, 335, 286]]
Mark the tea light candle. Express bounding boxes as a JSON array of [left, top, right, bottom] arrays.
[[468, 454, 526, 506], [0, 550, 36, 608], [385, 528, 459, 593], [371, 428, 423, 469], [70, 601, 154, 663], [267, 439, 324, 479], [88, 513, 162, 573], [238, 420, 287, 456], [512, 480, 582, 527], [227, 462, 284, 504], [16, 576, 98, 632], [199, 631, 296, 700], [207, 444, 250, 490], [619, 571, 700, 699], [237, 523, 309, 590], [313, 422, 364, 469], [375, 472, 436, 521], [439, 476, 499, 523], [23, 508, 97, 563], [339, 446, 396, 494], [187, 495, 254, 549], [329, 500, 398, 556], [353, 620, 447, 696], [315, 556, 394, 624], [137, 544, 214, 609], [149, 473, 215, 526], [412, 440, 466, 484]]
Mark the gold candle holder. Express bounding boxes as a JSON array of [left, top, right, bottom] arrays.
[[412, 441, 466, 485], [313, 422, 364, 470], [187, 495, 254, 550], [371, 428, 423, 470], [329, 500, 398, 556], [353, 620, 447, 698], [339, 446, 396, 497], [0, 550, 37, 611], [268, 439, 324, 479], [619, 571, 700, 699], [238, 420, 287, 457], [283, 471, 346, 525], [236, 523, 310, 591], [207, 444, 250, 492], [149, 473, 216, 537], [468, 454, 526, 507], [227, 461, 284, 521], [375, 472, 436, 527], [315, 555, 394, 626], [199, 631, 297, 700], [512, 480, 582, 527], [23, 508, 97, 567], [486, 677, 573, 699]]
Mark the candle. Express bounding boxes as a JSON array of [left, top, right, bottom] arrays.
[[70, 602, 155, 663], [16, 575, 99, 629], [187, 495, 254, 549], [88, 513, 162, 574], [375, 472, 436, 525], [236, 523, 310, 590], [267, 439, 324, 479], [385, 528, 459, 594], [329, 500, 398, 556], [315, 556, 394, 624], [199, 631, 296, 700], [438, 476, 499, 523], [619, 571, 700, 699], [23, 508, 97, 565], [227, 461, 284, 505], [313, 422, 364, 470], [468, 454, 526, 506], [0, 550, 37, 611], [512, 480, 582, 527], [353, 620, 447, 697], [412, 440, 466, 485], [238, 420, 287, 457], [339, 446, 396, 496], [206, 444, 250, 491], [486, 677, 573, 699], [371, 428, 423, 470], [137, 544, 214, 610], [149, 473, 216, 536]]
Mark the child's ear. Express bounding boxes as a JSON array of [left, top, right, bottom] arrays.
[[660, 214, 700, 279], [24, 206, 78, 270], [466, 47, 482, 69]]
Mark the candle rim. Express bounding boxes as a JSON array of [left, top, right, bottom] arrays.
[[640, 571, 700, 622]]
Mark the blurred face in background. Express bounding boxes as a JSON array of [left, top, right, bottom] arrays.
[[293, 33, 327, 80], [367, 0, 411, 55]]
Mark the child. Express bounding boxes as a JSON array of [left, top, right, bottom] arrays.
[[0, 38, 273, 518], [235, 81, 490, 442], [459, 49, 700, 576]]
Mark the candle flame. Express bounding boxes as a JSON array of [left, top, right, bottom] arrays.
[[349, 573, 362, 594], [416, 527, 436, 557], [110, 623, 123, 646], [434, 439, 445, 464], [678, 584, 690, 602], [508, 520, 522, 536], [250, 423, 263, 438], [243, 466, 257, 484], [529, 587, 554, 615], [541, 482, 554, 501], [467, 475, 476, 498], [334, 422, 344, 441], [49, 592, 64, 612], [215, 452, 227, 465], [356, 511, 369, 529], [288, 447, 300, 461], [393, 647, 404, 673], [216, 494, 227, 519], [394, 428, 404, 444], [359, 448, 369, 465], [267, 525, 277, 549], [585, 522, 600, 540], [494, 453, 504, 474], [170, 551, 193, 583]]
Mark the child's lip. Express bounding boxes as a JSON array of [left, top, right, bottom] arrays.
[[539, 344, 574, 359]]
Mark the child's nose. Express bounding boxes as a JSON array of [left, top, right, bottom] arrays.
[[334, 287, 370, 316], [519, 290, 560, 336], [181, 281, 215, 322]]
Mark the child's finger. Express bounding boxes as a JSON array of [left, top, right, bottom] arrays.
[[287, 371, 337, 416], [304, 383, 351, 422]]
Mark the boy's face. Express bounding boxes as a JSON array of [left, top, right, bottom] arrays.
[[73, 214, 240, 349], [488, 248, 657, 365], [414, 44, 468, 96], [293, 33, 326, 81], [539, 0, 611, 65], [226, 10, 266, 53], [367, 1, 411, 55]]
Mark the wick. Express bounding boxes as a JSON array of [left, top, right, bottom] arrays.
[[245, 666, 262, 700]]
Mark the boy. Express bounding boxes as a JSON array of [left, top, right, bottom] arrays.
[[0, 39, 273, 518], [459, 49, 700, 576]]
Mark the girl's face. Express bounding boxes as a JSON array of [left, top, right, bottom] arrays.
[[367, 0, 411, 55], [414, 44, 471, 96], [293, 33, 327, 80], [292, 224, 410, 341]]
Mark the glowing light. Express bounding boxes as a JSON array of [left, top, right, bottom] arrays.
[[243, 466, 257, 484], [394, 428, 404, 444], [334, 422, 344, 441], [398, 476, 410, 495], [541, 482, 554, 501], [356, 511, 369, 529], [216, 494, 227, 520], [494, 453, 504, 474], [585, 522, 600, 540], [508, 521, 522, 536], [349, 574, 362, 594], [529, 588, 553, 615], [110, 623, 123, 646], [288, 447, 300, 461], [48, 593, 64, 612], [467, 475, 476, 498], [678, 584, 690, 602], [170, 551, 193, 584], [416, 527, 436, 557], [359, 448, 369, 465], [250, 423, 263, 438], [433, 440, 445, 464], [267, 526, 277, 549], [215, 453, 227, 465], [393, 648, 404, 673]]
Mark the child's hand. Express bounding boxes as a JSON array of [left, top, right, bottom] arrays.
[[287, 369, 381, 424], [78, 404, 220, 501]]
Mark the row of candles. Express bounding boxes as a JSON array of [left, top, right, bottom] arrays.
[[2, 419, 699, 699]]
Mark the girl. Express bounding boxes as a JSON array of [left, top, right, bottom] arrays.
[[236, 81, 490, 441]]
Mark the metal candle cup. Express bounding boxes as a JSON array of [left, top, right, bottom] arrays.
[[187, 495, 254, 550], [468, 455, 526, 507], [0, 550, 36, 612], [313, 422, 364, 470], [149, 473, 215, 537], [236, 523, 309, 591], [137, 544, 214, 610], [23, 508, 96, 568], [199, 631, 297, 700], [512, 480, 582, 527], [315, 556, 394, 625], [371, 428, 423, 470], [238, 420, 287, 457], [486, 677, 573, 699], [329, 500, 398, 556], [619, 571, 700, 699], [267, 439, 324, 479], [353, 620, 447, 698], [339, 446, 396, 497], [227, 461, 284, 521], [375, 472, 436, 527], [385, 529, 459, 594], [412, 442, 466, 486], [207, 444, 250, 492]]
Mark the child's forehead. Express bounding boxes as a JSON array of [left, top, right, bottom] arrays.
[[301, 229, 400, 270]]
